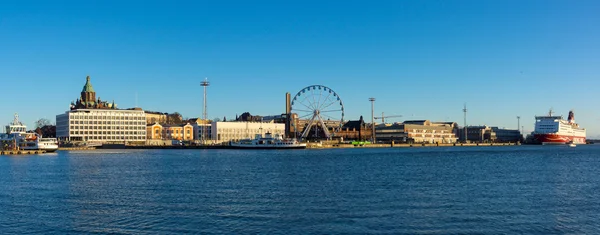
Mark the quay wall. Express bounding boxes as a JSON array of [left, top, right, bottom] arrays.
[[54, 142, 518, 150], [1, 150, 46, 155], [307, 142, 519, 149]]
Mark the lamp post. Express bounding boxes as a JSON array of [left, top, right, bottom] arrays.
[[369, 98, 376, 143], [463, 103, 468, 143], [201, 78, 210, 145]]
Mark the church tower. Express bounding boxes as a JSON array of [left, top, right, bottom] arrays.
[[81, 75, 96, 107]]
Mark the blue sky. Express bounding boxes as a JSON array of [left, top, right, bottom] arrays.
[[1, 0, 599, 137]]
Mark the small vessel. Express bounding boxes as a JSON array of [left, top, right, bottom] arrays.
[[230, 132, 307, 149], [533, 109, 586, 145], [1, 113, 58, 152], [569, 143, 576, 148]]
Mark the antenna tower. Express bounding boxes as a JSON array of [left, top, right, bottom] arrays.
[[463, 103, 467, 142], [201, 78, 210, 144], [369, 98, 376, 143]]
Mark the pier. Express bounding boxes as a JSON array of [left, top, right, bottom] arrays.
[[1, 150, 46, 155], [308, 142, 519, 149]]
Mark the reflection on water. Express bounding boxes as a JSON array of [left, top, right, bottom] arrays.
[[1, 146, 600, 233]]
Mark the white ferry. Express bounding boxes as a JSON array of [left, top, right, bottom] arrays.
[[1, 113, 58, 152], [230, 132, 307, 149], [533, 109, 586, 145]]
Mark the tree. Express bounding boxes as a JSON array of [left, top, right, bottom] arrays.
[[166, 112, 183, 125], [35, 118, 52, 129], [35, 125, 56, 138], [34, 118, 56, 137]]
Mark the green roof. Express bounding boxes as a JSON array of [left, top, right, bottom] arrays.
[[82, 75, 95, 93]]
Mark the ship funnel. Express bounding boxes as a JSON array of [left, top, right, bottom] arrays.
[[568, 110, 574, 123]]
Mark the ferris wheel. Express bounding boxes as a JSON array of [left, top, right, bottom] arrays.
[[290, 85, 345, 139]]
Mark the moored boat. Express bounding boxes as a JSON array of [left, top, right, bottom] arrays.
[[533, 109, 586, 145], [1, 113, 58, 152], [230, 132, 307, 149]]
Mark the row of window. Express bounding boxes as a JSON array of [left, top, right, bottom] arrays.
[[70, 131, 146, 135], [217, 128, 284, 133], [155, 130, 192, 134], [85, 136, 145, 140], [70, 121, 145, 125], [70, 115, 144, 120], [70, 126, 145, 130]]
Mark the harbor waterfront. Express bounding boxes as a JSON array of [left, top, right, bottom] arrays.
[[2, 145, 600, 234]]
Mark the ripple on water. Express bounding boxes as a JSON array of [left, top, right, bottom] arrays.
[[1, 146, 600, 234]]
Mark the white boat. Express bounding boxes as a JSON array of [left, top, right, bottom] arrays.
[[230, 132, 307, 149], [569, 143, 576, 147], [37, 137, 59, 152], [1, 113, 58, 152]]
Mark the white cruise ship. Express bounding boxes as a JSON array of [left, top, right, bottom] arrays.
[[533, 109, 586, 145]]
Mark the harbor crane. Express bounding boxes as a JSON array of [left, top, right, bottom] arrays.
[[374, 112, 403, 123]]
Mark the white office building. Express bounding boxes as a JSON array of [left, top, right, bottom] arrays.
[[210, 121, 285, 144], [56, 109, 147, 143]]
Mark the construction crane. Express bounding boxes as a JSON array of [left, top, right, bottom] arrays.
[[374, 112, 403, 123]]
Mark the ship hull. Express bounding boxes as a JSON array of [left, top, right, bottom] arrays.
[[534, 134, 586, 145]]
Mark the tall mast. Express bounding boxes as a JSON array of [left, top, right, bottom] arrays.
[[201, 78, 210, 144], [463, 103, 467, 142]]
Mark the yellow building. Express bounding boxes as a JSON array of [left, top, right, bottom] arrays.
[[181, 123, 194, 141], [147, 123, 163, 140], [146, 123, 194, 141]]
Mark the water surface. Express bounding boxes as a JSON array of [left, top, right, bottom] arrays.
[[1, 145, 600, 234]]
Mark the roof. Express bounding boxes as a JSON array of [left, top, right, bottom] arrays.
[[82, 76, 95, 93], [343, 120, 364, 129], [403, 120, 427, 124], [145, 110, 168, 115]]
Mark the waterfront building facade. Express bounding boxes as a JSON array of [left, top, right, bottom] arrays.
[[190, 118, 213, 142], [457, 125, 497, 142], [335, 116, 372, 141], [491, 127, 522, 143], [146, 123, 194, 141], [56, 108, 147, 143], [147, 123, 163, 139], [56, 76, 147, 144], [456, 126, 521, 143], [211, 121, 285, 144], [375, 120, 458, 144]]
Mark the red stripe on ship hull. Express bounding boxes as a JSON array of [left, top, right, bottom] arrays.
[[534, 134, 586, 145]]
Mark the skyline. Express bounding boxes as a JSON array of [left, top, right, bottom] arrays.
[[1, 0, 600, 137]]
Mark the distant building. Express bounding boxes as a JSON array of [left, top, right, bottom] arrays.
[[145, 111, 168, 124], [374, 123, 408, 143], [69, 76, 117, 110], [336, 116, 372, 141], [378, 120, 458, 144], [56, 76, 146, 143], [211, 121, 285, 144], [146, 122, 194, 141], [189, 118, 213, 142], [457, 125, 496, 142], [147, 123, 163, 140], [56, 108, 146, 143]]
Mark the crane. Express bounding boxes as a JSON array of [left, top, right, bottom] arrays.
[[374, 112, 403, 123]]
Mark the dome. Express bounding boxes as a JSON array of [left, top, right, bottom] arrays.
[[82, 75, 95, 93]]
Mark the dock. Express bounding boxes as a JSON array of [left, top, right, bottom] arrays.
[[1, 150, 46, 155], [308, 142, 519, 149]]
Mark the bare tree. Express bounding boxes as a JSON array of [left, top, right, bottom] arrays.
[[35, 118, 52, 129]]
